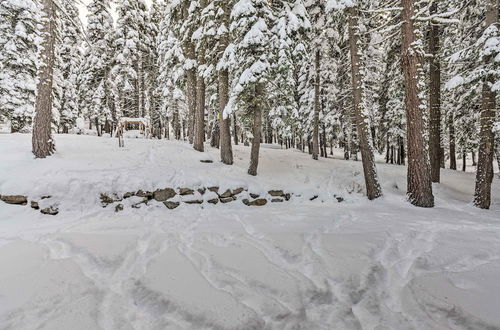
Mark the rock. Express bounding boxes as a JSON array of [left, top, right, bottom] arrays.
[[207, 198, 219, 205], [41, 195, 52, 200], [335, 196, 344, 203], [220, 197, 236, 203], [219, 189, 232, 198], [200, 160, 213, 163], [244, 198, 267, 207], [31, 201, 40, 210], [271, 198, 283, 203], [207, 186, 219, 193], [197, 187, 206, 195], [184, 199, 203, 205], [164, 201, 180, 209], [249, 193, 260, 199], [41, 206, 58, 216], [268, 190, 285, 197], [284, 193, 291, 201], [179, 188, 194, 196], [123, 192, 135, 198], [115, 204, 124, 212], [100, 193, 122, 207], [153, 188, 176, 202], [0, 195, 28, 205], [136, 190, 153, 199], [310, 195, 318, 201], [232, 188, 245, 195]]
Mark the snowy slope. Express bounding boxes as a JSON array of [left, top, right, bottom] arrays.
[[0, 134, 499, 330]]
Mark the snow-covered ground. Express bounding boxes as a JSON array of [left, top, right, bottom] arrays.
[[0, 134, 499, 330]]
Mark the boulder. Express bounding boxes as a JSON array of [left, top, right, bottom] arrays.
[[115, 204, 124, 212], [200, 160, 213, 163], [0, 195, 28, 205], [207, 186, 219, 194], [268, 190, 285, 197], [123, 192, 135, 199], [284, 193, 291, 201], [179, 188, 194, 196], [220, 197, 236, 203], [31, 201, 40, 210], [232, 188, 245, 195], [335, 196, 344, 203], [100, 193, 122, 207], [197, 187, 206, 195], [271, 198, 283, 203], [153, 188, 176, 202], [184, 199, 203, 205], [243, 198, 267, 207], [249, 193, 260, 199], [207, 198, 219, 205], [136, 190, 153, 199], [164, 201, 180, 209], [41, 195, 52, 200], [219, 189, 232, 198], [41, 206, 58, 216]]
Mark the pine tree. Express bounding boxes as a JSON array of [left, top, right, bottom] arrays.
[[0, 0, 39, 133], [32, 0, 56, 158], [58, 1, 83, 133], [400, 0, 434, 207], [82, 0, 114, 134], [228, 0, 274, 176]]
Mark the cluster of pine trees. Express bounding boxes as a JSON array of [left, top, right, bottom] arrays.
[[0, 0, 498, 209]]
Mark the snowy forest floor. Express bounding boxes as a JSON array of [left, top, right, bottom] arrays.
[[0, 134, 499, 330]]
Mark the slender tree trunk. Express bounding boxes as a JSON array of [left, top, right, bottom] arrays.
[[401, 0, 434, 207], [472, 151, 477, 166], [248, 84, 263, 176], [182, 2, 197, 145], [312, 49, 320, 160], [193, 58, 206, 152], [219, 69, 233, 164], [462, 153, 467, 172], [32, 0, 56, 158], [474, 0, 498, 209], [429, 2, 441, 183], [348, 6, 382, 200], [449, 114, 457, 170], [232, 113, 239, 145]]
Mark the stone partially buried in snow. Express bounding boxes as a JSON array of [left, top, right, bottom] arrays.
[[268, 190, 285, 197], [41, 206, 58, 216], [0, 195, 28, 205], [163, 201, 180, 209], [153, 188, 176, 202], [179, 188, 194, 196], [243, 199, 267, 207]]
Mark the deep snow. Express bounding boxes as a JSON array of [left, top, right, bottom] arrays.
[[0, 134, 499, 330]]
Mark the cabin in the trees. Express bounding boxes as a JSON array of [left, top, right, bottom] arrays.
[[117, 117, 151, 139]]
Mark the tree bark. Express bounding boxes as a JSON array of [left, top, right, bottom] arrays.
[[428, 1, 441, 183], [248, 84, 263, 176], [32, 0, 56, 158], [312, 49, 320, 160], [232, 113, 239, 145], [449, 113, 457, 170], [401, 0, 434, 207], [348, 6, 382, 200], [193, 57, 206, 152]]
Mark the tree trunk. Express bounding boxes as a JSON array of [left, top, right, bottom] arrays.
[[193, 57, 206, 152], [401, 0, 434, 207], [472, 151, 477, 166], [248, 84, 263, 176], [462, 153, 467, 172], [232, 113, 239, 145], [32, 0, 56, 159], [428, 1, 441, 183], [312, 49, 320, 160], [474, 0, 498, 209], [449, 114, 457, 170], [348, 6, 382, 200]]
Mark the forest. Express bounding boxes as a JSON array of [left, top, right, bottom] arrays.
[[1, 0, 498, 208], [0, 1, 499, 328]]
